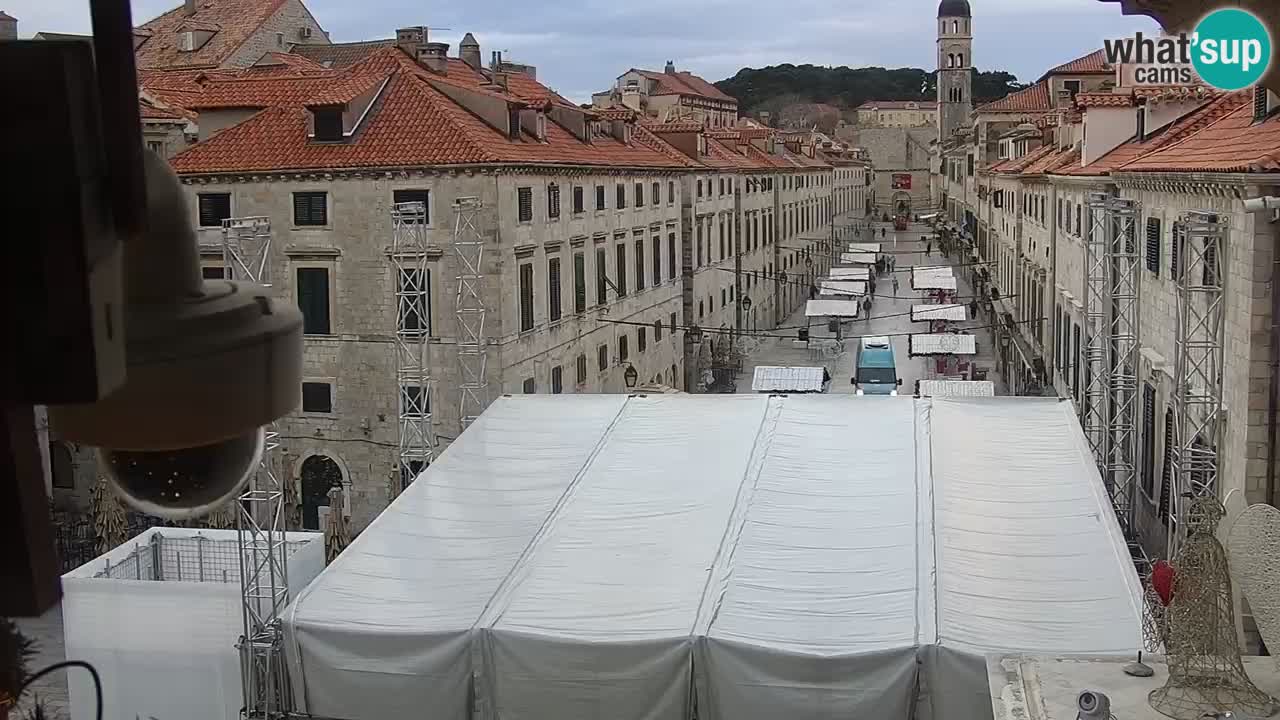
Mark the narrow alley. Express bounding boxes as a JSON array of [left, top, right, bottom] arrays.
[[737, 221, 1004, 395]]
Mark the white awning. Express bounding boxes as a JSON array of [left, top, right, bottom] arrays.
[[911, 304, 967, 322], [820, 280, 866, 297], [846, 242, 881, 253], [827, 267, 870, 281], [912, 266, 957, 291], [909, 333, 977, 356], [751, 366, 826, 392], [840, 252, 877, 265], [918, 380, 995, 397], [805, 299, 861, 318]]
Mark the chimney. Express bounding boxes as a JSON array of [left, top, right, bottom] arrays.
[[0, 11, 16, 41], [664, 60, 675, 75], [395, 26, 426, 58], [183, 0, 195, 15], [459, 32, 481, 71], [417, 41, 449, 74]]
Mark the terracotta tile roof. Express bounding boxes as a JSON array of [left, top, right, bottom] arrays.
[[139, 95, 187, 120], [291, 40, 394, 69], [635, 69, 735, 103], [244, 51, 329, 76], [1075, 92, 1133, 108], [306, 71, 390, 107], [1132, 85, 1218, 101], [855, 100, 938, 110], [186, 72, 340, 108], [643, 120, 706, 133], [1059, 90, 1251, 176], [1119, 95, 1280, 173], [597, 107, 637, 121], [169, 47, 695, 174], [134, 0, 295, 70], [992, 143, 1054, 174], [976, 81, 1052, 113], [1040, 49, 1110, 79], [0, 10, 17, 21]]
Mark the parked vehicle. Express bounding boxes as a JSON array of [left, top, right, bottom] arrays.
[[853, 336, 902, 396]]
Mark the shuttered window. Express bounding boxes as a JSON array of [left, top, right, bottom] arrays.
[[518, 262, 534, 331], [668, 233, 677, 280], [296, 267, 330, 334], [573, 253, 586, 314], [616, 184, 626, 209], [198, 193, 231, 227], [1203, 225, 1219, 287], [1159, 408, 1174, 525], [619, 334, 629, 362], [517, 187, 533, 222], [596, 247, 608, 305], [652, 235, 662, 286], [638, 326, 647, 353], [547, 184, 560, 219], [635, 239, 645, 291], [572, 186, 584, 214], [654, 319, 663, 341], [616, 244, 627, 296], [551, 366, 563, 394], [595, 185, 606, 210], [576, 354, 588, 384], [293, 191, 327, 226], [1141, 383, 1157, 499], [635, 182, 644, 207], [1171, 222, 1184, 280], [1145, 217, 1161, 274], [597, 344, 608, 371], [547, 256, 562, 322]]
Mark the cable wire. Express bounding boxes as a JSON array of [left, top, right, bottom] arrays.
[[20, 660, 102, 720]]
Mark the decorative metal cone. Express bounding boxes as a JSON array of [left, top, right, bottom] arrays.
[[324, 486, 350, 562], [1149, 497, 1278, 719], [90, 477, 127, 555]]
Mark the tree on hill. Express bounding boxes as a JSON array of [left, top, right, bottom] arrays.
[[714, 64, 1026, 116]]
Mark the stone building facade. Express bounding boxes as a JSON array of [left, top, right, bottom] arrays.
[[592, 63, 739, 128]]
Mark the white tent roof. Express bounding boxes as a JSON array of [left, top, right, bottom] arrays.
[[284, 395, 1144, 720], [827, 267, 870, 281], [840, 251, 877, 265], [913, 266, 957, 290], [912, 303, 967, 322], [918, 379, 995, 397], [910, 333, 977, 355], [819, 279, 866, 296], [805, 299, 861, 317], [751, 365, 826, 392], [847, 242, 881, 253]]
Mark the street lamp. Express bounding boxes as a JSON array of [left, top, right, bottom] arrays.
[[805, 256, 813, 269], [688, 325, 703, 344], [741, 296, 753, 312], [623, 363, 638, 389]]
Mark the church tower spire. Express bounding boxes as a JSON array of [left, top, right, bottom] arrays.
[[937, 0, 973, 143]]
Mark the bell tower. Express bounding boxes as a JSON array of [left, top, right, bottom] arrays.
[[937, 0, 973, 144]]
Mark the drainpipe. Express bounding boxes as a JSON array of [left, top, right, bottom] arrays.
[[1247, 196, 1280, 506]]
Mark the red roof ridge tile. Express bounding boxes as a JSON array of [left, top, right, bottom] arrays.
[[977, 81, 1052, 114]]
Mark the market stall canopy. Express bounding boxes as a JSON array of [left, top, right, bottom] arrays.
[[912, 266, 957, 291], [804, 299, 862, 318], [918, 379, 995, 397], [840, 252, 877, 265], [911, 304, 967, 322], [846, 242, 881, 253], [909, 333, 977, 356], [283, 395, 1143, 720], [751, 366, 826, 393], [819, 280, 867, 297], [827, 267, 871, 281]]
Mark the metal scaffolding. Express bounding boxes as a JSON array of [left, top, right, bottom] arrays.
[[390, 202, 437, 498], [453, 197, 489, 430], [1168, 211, 1227, 555], [222, 216, 291, 719], [1081, 195, 1141, 539]]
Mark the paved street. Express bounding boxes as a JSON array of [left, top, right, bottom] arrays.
[[14, 606, 71, 718], [738, 221, 1006, 395]]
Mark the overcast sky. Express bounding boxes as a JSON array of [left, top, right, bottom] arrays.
[[9, 0, 1158, 103]]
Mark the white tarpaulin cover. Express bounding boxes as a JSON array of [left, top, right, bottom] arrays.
[[284, 396, 1143, 720], [910, 333, 978, 356], [805, 299, 861, 318], [913, 266, 958, 291], [826, 267, 870, 281], [751, 365, 826, 392], [819, 280, 866, 296], [912, 304, 967, 322], [840, 251, 877, 265], [918, 380, 996, 397], [846, 242, 881, 253]]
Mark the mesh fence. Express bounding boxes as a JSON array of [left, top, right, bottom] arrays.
[[92, 532, 309, 584]]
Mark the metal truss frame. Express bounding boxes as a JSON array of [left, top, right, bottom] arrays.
[[222, 216, 291, 718], [453, 197, 489, 430], [1082, 194, 1112, 466], [390, 202, 437, 499], [1168, 211, 1227, 555]]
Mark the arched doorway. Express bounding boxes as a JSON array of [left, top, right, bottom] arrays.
[[300, 455, 344, 530], [49, 442, 75, 490], [892, 191, 912, 217]]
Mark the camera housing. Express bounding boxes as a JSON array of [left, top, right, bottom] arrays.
[[1076, 690, 1111, 720], [49, 150, 303, 519]]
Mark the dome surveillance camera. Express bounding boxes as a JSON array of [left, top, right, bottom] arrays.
[[50, 151, 303, 520], [1076, 690, 1111, 720]]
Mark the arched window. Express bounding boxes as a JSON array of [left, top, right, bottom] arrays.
[[301, 454, 344, 530], [946, 54, 954, 68], [957, 53, 964, 67], [952, 20, 958, 33], [50, 442, 75, 489]]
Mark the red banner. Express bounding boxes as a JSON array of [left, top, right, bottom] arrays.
[[892, 174, 912, 190]]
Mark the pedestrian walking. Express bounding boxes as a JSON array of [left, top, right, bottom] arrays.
[[969, 298, 979, 320], [809, 283, 818, 300], [869, 276, 877, 296], [892, 275, 900, 293], [862, 295, 872, 318], [881, 227, 886, 238], [925, 239, 932, 256]]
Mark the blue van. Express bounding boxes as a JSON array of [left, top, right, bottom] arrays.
[[854, 336, 901, 396]]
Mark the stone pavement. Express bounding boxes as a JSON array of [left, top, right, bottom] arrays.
[[737, 220, 1006, 395], [15, 606, 71, 718]]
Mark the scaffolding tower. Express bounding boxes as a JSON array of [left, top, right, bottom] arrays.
[[390, 202, 437, 498], [1082, 195, 1141, 540], [1168, 211, 1228, 555], [222, 216, 291, 719], [453, 197, 489, 430]]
